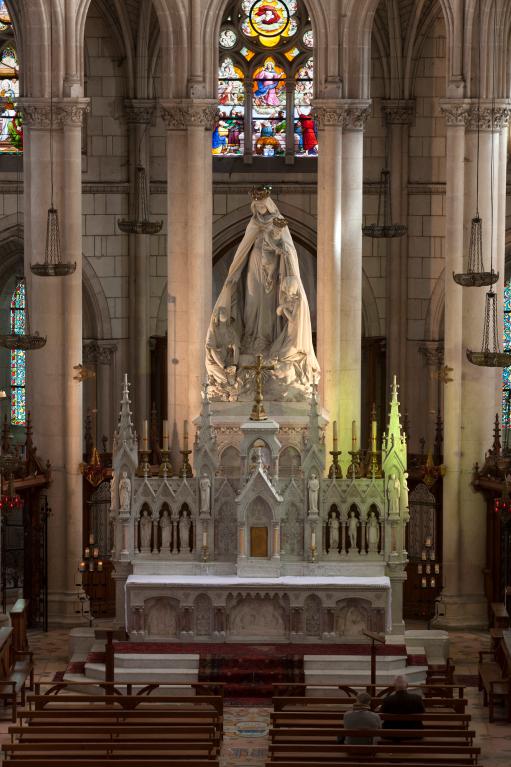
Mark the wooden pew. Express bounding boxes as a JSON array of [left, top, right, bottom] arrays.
[[269, 727, 476, 746], [8, 724, 219, 746], [478, 632, 511, 722], [9, 599, 29, 653], [0, 626, 34, 721], [2, 761, 218, 767], [267, 742, 481, 764], [27, 692, 223, 715], [17, 707, 223, 730], [266, 763, 483, 767], [272, 695, 468, 714], [2, 741, 218, 760], [491, 602, 510, 629], [270, 711, 472, 730], [272, 682, 465, 699]]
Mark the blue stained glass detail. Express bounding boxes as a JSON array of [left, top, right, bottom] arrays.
[[10, 280, 26, 425], [503, 281, 511, 428]]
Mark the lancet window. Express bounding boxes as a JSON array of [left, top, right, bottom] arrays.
[[215, 0, 317, 159], [10, 280, 26, 425], [503, 281, 511, 428], [0, 2, 21, 154]]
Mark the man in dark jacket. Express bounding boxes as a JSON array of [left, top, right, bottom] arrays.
[[379, 676, 425, 737]]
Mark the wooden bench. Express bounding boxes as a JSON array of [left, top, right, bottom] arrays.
[[27, 692, 223, 715], [478, 639, 511, 722], [0, 626, 34, 721], [267, 742, 481, 763], [266, 763, 484, 767], [272, 695, 468, 714], [2, 761, 218, 767], [491, 602, 510, 629], [270, 727, 476, 746], [9, 724, 219, 744], [270, 711, 472, 730], [10, 599, 29, 653], [272, 682, 465, 699], [17, 707, 223, 731], [2, 741, 218, 759]]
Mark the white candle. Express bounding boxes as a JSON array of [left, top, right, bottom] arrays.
[[352, 420, 357, 449], [202, 530, 208, 547], [143, 419, 148, 448], [311, 530, 316, 547], [183, 420, 189, 451], [333, 420, 338, 450], [162, 420, 168, 451]]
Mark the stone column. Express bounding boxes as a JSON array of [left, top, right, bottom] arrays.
[[315, 100, 370, 461], [381, 101, 415, 408], [160, 100, 216, 465], [435, 100, 511, 628], [83, 341, 117, 446], [124, 100, 156, 435], [20, 98, 89, 623]]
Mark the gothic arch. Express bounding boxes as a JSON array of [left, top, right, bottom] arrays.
[[82, 258, 113, 340], [424, 268, 445, 341]]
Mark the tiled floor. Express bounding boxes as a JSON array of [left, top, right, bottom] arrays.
[[0, 628, 508, 766]]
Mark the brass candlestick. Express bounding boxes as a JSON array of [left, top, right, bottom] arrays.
[[243, 354, 275, 421], [367, 450, 382, 478], [347, 450, 363, 479], [180, 449, 193, 478], [310, 543, 317, 563], [137, 450, 151, 477], [328, 450, 342, 478], [159, 449, 173, 477], [201, 544, 209, 562]]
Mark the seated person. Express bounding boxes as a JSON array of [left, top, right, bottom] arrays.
[[380, 675, 425, 738], [338, 691, 381, 744]]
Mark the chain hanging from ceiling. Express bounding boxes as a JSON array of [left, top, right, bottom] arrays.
[[362, 169, 407, 239], [118, 164, 163, 235]]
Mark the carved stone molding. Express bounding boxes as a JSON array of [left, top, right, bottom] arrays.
[[83, 341, 118, 366], [160, 99, 218, 130], [440, 99, 511, 130], [418, 343, 444, 368], [124, 99, 156, 125], [313, 100, 372, 130], [382, 99, 415, 125], [18, 98, 90, 128]]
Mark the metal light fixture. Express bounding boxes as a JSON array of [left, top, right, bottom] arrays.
[[467, 290, 511, 367], [453, 215, 498, 287], [0, 277, 46, 351], [362, 169, 407, 239], [30, 0, 75, 278], [118, 165, 163, 235]]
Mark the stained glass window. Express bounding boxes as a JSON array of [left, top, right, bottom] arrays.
[[216, 0, 316, 158], [503, 281, 511, 428], [0, 2, 12, 32], [10, 281, 26, 426], [0, 32, 22, 154]]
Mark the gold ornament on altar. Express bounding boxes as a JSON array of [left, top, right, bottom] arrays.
[[243, 354, 275, 421]]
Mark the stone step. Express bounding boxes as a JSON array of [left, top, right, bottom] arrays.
[[115, 653, 199, 670], [84, 663, 199, 686], [304, 654, 408, 671], [304, 665, 427, 687]]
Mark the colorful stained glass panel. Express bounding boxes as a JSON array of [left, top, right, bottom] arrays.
[[0, 45, 22, 154], [503, 282, 511, 427], [215, 58, 245, 156], [10, 280, 26, 426], [0, 1, 11, 31]]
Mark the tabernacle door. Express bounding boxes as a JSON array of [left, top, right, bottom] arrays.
[[250, 526, 268, 557]]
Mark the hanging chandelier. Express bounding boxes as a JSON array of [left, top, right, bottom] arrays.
[[467, 290, 511, 367], [30, 0, 75, 278], [118, 165, 163, 235], [453, 215, 498, 287], [0, 277, 46, 351], [362, 169, 407, 239]]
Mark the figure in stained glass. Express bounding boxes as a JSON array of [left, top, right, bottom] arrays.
[[0, 44, 22, 154], [503, 282, 511, 428], [10, 281, 26, 425]]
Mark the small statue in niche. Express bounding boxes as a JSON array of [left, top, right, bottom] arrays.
[[199, 472, 211, 515], [179, 510, 192, 552], [119, 471, 131, 513], [160, 510, 171, 552], [348, 510, 359, 550], [139, 509, 152, 551], [110, 470, 116, 511], [401, 471, 409, 512], [366, 510, 380, 552], [328, 510, 340, 550], [308, 472, 320, 514], [387, 473, 401, 517]]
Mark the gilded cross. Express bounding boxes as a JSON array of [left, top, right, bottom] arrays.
[[243, 354, 275, 421]]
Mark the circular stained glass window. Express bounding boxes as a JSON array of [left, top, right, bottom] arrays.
[[303, 29, 313, 48], [220, 28, 237, 48], [249, 0, 290, 39]]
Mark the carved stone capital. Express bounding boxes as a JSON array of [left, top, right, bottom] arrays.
[[83, 341, 117, 366], [313, 99, 372, 130], [17, 98, 90, 128], [54, 99, 90, 127], [418, 343, 444, 368], [440, 99, 511, 130], [382, 99, 415, 125], [124, 99, 156, 125], [17, 99, 52, 129], [160, 99, 218, 130]]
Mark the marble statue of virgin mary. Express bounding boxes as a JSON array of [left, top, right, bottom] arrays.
[[206, 186, 319, 400]]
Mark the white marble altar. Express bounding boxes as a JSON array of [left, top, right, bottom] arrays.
[[110, 374, 409, 641]]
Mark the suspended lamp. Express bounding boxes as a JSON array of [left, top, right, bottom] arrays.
[[0, 277, 46, 351], [362, 169, 407, 239], [118, 164, 163, 235], [30, 0, 75, 277]]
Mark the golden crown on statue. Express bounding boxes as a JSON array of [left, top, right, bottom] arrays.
[[273, 217, 288, 229], [250, 185, 272, 200]]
